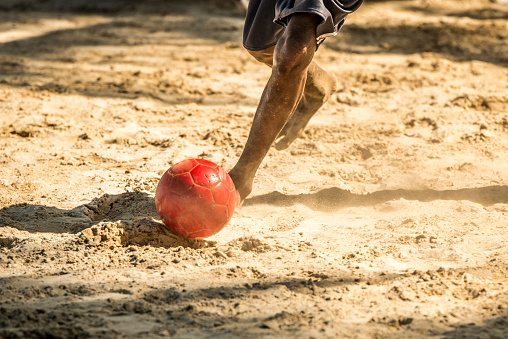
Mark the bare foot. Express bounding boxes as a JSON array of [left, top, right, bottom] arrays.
[[274, 70, 339, 150]]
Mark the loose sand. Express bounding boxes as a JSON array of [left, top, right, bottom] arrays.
[[1, 0, 508, 337]]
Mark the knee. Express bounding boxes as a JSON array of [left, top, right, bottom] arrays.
[[247, 48, 274, 66], [273, 32, 315, 78]]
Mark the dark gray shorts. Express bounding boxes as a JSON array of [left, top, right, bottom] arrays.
[[243, 0, 363, 51]]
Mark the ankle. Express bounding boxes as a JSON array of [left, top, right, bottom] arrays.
[[228, 168, 254, 201]]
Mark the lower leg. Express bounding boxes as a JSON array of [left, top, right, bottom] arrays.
[[229, 13, 321, 204], [246, 47, 339, 151], [229, 61, 309, 201]]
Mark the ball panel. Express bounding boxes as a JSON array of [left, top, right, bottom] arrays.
[[170, 172, 194, 196], [211, 182, 230, 206], [217, 167, 235, 190], [217, 166, 235, 191], [195, 158, 219, 169], [171, 159, 198, 174], [159, 192, 186, 223], [203, 205, 229, 231], [183, 185, 214, 215], [191, 165, 220, 188], [227, 189, 236, 217], [155, 196, 163, 214], [155, 171, 172, 201], [178, 213, 205, 233], [164, 219, 189, 238]]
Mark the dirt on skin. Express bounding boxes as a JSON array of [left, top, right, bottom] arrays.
[[1, 0, 508, 337]]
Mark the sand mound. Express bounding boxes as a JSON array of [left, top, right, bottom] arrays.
[[0, 192, 158, 233], [78, 219, 215, 249]]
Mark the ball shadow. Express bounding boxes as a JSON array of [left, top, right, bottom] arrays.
[[0, 191, 213, 249]]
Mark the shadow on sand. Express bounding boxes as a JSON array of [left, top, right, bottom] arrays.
[[245, 185, 508, 211], [0, 191, 158, 234], [0, 191, 216, 249], [2, 184, 505, 235], [0, 266, 506, 338], [0, 0, 247, 105]]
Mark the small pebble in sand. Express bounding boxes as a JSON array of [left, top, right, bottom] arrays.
[[463, 273, 474, 284]]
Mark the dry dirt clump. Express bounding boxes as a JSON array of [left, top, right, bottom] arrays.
[[77, 219, 215, 249], [1, 0, 508, 338]]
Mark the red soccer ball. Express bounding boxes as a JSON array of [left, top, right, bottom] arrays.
[[155, 159, 236, 239]]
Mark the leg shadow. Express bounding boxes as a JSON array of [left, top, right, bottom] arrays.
[[244, 185, 508, 211]]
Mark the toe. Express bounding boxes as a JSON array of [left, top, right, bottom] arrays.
[[274, 137, 291, 151]]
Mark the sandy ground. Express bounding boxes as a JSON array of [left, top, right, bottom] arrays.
[[1, 0, 508, 337]]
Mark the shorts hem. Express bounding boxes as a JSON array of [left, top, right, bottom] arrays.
[[274, 9, 338, 46], [274, 9, 327, 28], [243, 41, 278, 52]]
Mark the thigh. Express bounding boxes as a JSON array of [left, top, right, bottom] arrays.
[[243, 0, 284, 51]]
